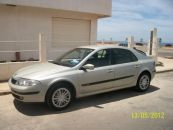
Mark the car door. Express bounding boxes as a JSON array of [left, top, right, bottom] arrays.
[[111, 48, 140, 88], [78, 49, 115, 94]]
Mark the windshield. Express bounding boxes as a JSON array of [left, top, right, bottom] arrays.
[[52, 48, 94, 67]]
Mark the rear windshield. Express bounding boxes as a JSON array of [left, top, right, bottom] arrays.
[[134, 48, 146, 55]]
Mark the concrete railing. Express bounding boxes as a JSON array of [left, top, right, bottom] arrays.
[[0, 34, 43, 81], [0, 33, 95, 81], [0, 41, 40, 81], [0, 41, 39, 62]]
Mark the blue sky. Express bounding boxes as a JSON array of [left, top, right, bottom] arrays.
[[97, 0, 173, 43]]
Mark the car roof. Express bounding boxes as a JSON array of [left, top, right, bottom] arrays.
[[78, 44, 131, 50], [77, 44, 149, 60]]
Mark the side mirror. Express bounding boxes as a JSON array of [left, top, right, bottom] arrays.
[[82, 64, 94, 70]]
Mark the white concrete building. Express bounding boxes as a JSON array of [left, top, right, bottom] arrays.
[[0, 0, 112, 61]]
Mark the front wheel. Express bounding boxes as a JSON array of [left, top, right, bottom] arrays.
[[46, 85, 72, 110], [136, 73, 151, 92]]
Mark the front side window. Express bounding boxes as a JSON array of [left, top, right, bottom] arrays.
[[111, 49, 138, 64], [52, 48, 94, 67], [85, 49, 111, 68]]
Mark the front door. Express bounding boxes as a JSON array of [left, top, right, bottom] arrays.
[[78, 49, 114, 94]]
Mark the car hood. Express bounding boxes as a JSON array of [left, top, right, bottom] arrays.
[[13, 62, 70, 80]]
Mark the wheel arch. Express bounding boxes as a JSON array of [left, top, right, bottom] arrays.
[[45, 79, 77, 101], [138, 70, 151, 80]]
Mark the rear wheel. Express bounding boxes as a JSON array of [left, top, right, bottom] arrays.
[[46, 85, 73, 110], [136, 73, 151, 91]]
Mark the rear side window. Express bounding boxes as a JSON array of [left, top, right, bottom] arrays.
[[111, 48, 138, 65]]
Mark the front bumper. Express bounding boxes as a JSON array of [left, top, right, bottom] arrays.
[[9, 78, 45, 102]]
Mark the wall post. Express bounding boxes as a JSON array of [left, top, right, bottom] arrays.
[[39, 33, 47, 62], [128, 36, 134, 48], [147, 28, 158, 63]]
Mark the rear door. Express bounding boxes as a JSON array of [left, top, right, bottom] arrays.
[[111, 48, 140, 87]]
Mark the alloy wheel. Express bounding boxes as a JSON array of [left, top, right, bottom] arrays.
[[52, 88, 71, 108], [139, 75, 150, 90]]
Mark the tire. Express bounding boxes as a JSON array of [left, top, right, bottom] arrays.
[[45, 84, 73, 110], [135, 72, 151, 92]]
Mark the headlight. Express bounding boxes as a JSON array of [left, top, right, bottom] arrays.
[[16, 78, 40, 86]]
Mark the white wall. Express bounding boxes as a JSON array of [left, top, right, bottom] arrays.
[[0, 61, 39, 81], [0, 0, 112, 17], [0, 5, 98, 61], [0, 1, 112, 80]]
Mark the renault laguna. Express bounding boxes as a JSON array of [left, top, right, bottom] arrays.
[[9, 45, 155, 110]]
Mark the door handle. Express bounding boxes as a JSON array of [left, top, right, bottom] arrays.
[[107, 69, 114, 73], [134, 65, 140, 68]]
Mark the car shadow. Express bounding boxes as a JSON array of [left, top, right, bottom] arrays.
[[13, 85, 159, 116]]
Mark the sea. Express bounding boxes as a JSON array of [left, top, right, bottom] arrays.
[[119, 41, 173, 46]]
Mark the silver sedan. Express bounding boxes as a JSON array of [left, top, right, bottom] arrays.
[[9, 45, 156, 110]]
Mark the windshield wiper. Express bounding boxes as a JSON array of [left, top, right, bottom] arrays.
[[50, 61, 72, 67], [50, 61, 61, 65]]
